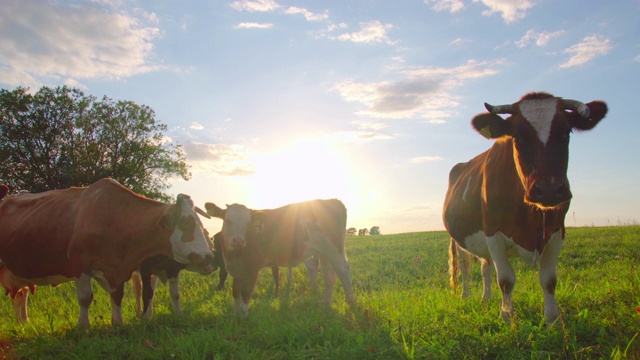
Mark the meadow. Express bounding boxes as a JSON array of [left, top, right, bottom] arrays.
[[0, 226, 638, 359]]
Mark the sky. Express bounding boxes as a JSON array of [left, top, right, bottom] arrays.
[[1, 0, 638, 235]]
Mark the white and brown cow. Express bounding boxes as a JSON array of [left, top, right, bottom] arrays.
[[205, 199, 355, 317], [443, 92, 607, 324], [0, 178, 214, 327]]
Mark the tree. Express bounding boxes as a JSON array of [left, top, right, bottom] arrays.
[[358, 228, 369, 236], [346, 227, 357, 236], [0, 86, 190, 201], [370, 226, 381, 235]]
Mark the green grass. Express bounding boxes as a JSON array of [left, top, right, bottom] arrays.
[[1, 226, 639, 359]]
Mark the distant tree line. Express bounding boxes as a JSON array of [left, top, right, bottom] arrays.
[[0, 86, 189, 201], [347, 226, 381, 236]]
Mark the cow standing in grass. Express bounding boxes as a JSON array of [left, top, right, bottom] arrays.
[[443, 92, 607, 324], [0, 178, 214, 327], [205, 199, 355, 317]]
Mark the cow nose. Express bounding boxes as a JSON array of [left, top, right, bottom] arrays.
[[188, 252, 205, 264], [232, 236, 245, 248], [530, 180, 571, 206]]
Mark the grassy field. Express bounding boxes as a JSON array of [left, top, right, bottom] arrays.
[[0, 226, 639, 359]]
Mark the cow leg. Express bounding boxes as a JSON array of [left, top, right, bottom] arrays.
[[486, 234, 516, 323], [457, 247, 473, 299], [141, 270, 157, 319], [12, 290, 28, 323], [305, 256, 319, 290], [130, 271, 143, 313], [232, 272, 258, 318], [110, 282, 125, 325], [217, 266, 228, 290], [318, 255, 336, 304], [75, 273, 93, 328], [539, 230, 564, 325], [168, 275, 182, 315], [480, 258, 493, 302]]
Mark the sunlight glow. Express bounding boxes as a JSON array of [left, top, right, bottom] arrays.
[[247, 138, 358, 211]]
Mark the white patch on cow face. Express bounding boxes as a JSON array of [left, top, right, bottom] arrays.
[[221, 204, 252, 250], [519, 98, 558, 145], [170, 197, 214, 264]]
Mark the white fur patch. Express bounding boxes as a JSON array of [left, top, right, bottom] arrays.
[[519, 98, 558, 145]]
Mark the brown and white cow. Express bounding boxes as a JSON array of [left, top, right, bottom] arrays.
[[443, 92, 607, 324], [0, 178, 214, 327], [205, 199, 355, 317]]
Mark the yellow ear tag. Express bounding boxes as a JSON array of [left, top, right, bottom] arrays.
[[480, 126, 492, 139], [251, 219, 261, 227]]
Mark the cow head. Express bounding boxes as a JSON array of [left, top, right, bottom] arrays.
[[472, 92, 607, 209], [205, 202, 267, 251], [162, 194, 215, 265]]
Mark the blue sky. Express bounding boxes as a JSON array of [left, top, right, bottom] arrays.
[[1, 0, 638, 234]]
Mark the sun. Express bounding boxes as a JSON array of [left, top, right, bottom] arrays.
[[247, 138, 358, 210]]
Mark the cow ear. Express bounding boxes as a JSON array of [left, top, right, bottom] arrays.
[[0, 185, 8, 199], [472, 113, 512, 139], [569, 100, 608, 132], [251, 211, 268, 226], [205, 202, 226, 219]]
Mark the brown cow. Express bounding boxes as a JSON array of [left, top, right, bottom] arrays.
[[205, 199, 355, 317], [0, 178, 214, 327], [443, 92, 607, 324]]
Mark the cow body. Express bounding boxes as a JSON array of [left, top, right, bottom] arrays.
[[205, 199, 355, 317], [0, 178, 214, 327], [443, 92, 607, 324]]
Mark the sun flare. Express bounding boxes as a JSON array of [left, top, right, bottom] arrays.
[[247, 138, 357, 211]]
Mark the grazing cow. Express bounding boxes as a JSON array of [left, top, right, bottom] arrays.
[[0, 178, 214, 328], [205, 199, 355, 317], [443, 92, 607, 324], [130, 247, 216, 319], [212, 231, 319, 292]]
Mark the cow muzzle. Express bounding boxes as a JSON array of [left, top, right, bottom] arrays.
[[187, 252, 215, 265], [527, 179, 572, 208], [228, 236, 246, 249]]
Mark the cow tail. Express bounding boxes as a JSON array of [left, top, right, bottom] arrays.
[[448, 237, 458, 293]]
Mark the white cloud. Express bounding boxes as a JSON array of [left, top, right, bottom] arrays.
[[183, 142, 255, 176], [451, 37, 470, 46], [425, 0, 465, 13], [410, 156, 443, 163], [234, 22, 273, 29], [230, 0, 280, 12], [328, 23, 348, 32], [0, 1, 162, 88], [284, 7, 328, 22], [334, 59, 502, 121], [516, 29, 564, 48], [560, 35, 612, 68], [336, 131, 393, 143], [190, 122, 204, 130], [634, 55, 640, 62], [473, 0, 534, 23], [332, 20, 395, 44]]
